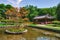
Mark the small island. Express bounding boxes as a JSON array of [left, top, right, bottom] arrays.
[[5, 28, 28, 34]]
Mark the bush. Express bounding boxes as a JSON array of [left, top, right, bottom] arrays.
[[52, 21, 60, 24], [51, 21, 60, 27], [1, 20, 15, 25]]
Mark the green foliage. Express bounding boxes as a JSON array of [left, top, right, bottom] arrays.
[[56, 3, 60, 20], [24, 5, 57, 21], [0, 8, 6, 19], [25, 5, 39, 21], [0, 4, 6, 9], [38, 8, 48, 15], [6, 4, 13, 9], [8, 28, 26, 32], [0, 4, 13, 19], [52, 21, 60, 24], [0, 3, 58, 21]]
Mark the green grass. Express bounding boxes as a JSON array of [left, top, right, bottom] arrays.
[[45, 24, 60, 30], [0, 23, 16, 27], [29, 24, 37, 26], [28, 24, 60, 31], [8, 28, 26, 32]]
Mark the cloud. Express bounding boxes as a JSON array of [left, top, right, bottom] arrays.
[[17, 0, 22, 4], [6, 0, 22, 7], [7, 0, 15, 4], [7, 0, 22, 5]]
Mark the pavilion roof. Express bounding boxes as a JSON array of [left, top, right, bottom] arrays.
[[34, 14, 55, 19]]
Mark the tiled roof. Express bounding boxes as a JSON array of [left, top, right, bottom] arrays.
[[34, 14, 55, 19]]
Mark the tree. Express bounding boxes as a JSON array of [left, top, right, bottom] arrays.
[[48, 7, 56, 16], [0, 4, 6, 9], [38, 8, 48, 16], [5, 8, 18, 20], [5, 4, 13, 9], [19, 7, 29, 18], [0, 4, 13, 19], [24, 5, 39, 21], [56, 3, 60, 20], [0, 9, 6, 19], [0, 4, 6, 19]]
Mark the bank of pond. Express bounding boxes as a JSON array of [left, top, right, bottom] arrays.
[[0, 27, 60, 40], [0, 21, 60, 40], [28, 24, 60, 33]]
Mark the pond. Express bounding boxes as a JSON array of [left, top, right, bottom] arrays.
[[0, 27, 60, 40]]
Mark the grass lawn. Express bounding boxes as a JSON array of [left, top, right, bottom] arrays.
[[7, 28, 26, 32], [0, 23, 17, 27], [45, 24, 60, 30], [28, 23, 60, 31]]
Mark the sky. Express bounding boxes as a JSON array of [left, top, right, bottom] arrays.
[[0, 0, 60, 8]]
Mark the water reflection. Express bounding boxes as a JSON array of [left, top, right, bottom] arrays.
[[0, 27, 60, 40], [37, 36, 58, 40]]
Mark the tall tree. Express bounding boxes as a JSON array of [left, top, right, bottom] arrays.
[[6, 4, 13, 9], [56, 3, 60, 20], [24, 5, 39, 21], [0, 4, 5, 9], [19, 7, 29, 18], [5, 8, 18, 20], [0, 4, 6, 19], [0, 4, 13, 19]]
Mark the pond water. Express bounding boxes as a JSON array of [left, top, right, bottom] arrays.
[[0, 27, 60, 40]]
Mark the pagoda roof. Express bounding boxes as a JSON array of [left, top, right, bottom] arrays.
[[34, 14, 55, 19]]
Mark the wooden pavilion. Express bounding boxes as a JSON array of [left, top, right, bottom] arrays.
[[33, 14, 55, 24]]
